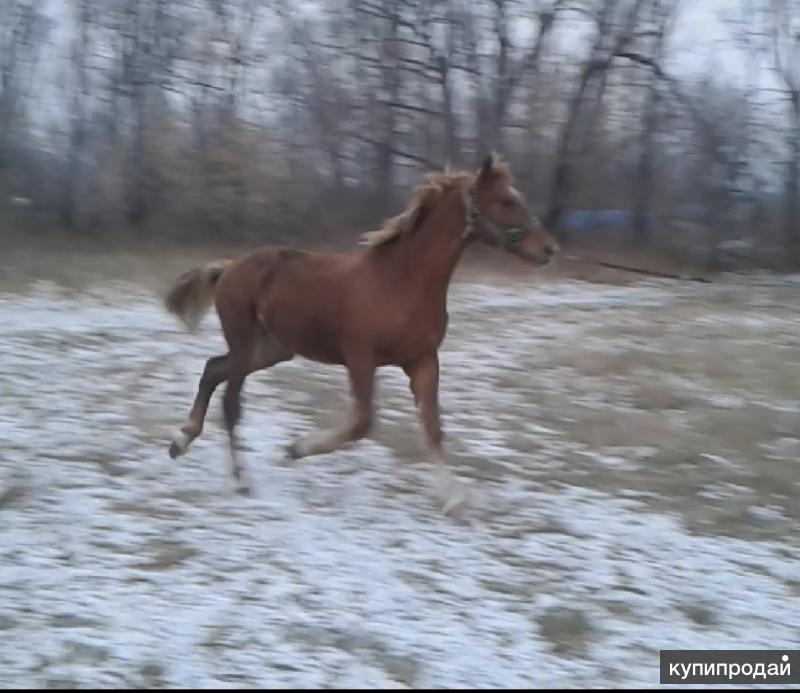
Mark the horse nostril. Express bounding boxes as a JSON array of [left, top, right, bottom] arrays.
[[544, 246, 554, 258]]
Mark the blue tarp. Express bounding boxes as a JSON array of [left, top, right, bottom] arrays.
[[561, 205, 706, 232]]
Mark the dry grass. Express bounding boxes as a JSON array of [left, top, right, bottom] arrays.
[[0, 234, 720, 294]]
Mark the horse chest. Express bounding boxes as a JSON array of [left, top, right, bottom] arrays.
[[377, 306, 449, 363]]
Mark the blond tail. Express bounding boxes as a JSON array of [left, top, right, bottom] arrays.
[[164, 259, 232, 331]]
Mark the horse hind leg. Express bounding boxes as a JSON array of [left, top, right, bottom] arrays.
[[223, 334, 294, 495], [169, 331, 293, 493], [169, 353, 229, 459], [222, 359, 249, 494]]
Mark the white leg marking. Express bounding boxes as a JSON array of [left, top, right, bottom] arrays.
[[433, 453, 466, 515], [233, 473, 251, 496], [169, 428, 191, 457], [292, 428, 343, 459]]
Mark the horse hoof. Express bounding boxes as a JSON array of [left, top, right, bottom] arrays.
[[284, 441, 302, 460], [234, 480, 252, 497], [436, 473, 467, 516], [169, 429, 190, 459], [441, 490, 467, 516]]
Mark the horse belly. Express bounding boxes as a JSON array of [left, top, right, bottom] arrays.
[[258, 299, 345, 364], [253, 259, 352, 364], [292, 330, 346, 364], [264, 312, 345, 364]]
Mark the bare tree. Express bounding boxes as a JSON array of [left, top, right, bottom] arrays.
[[545, 0, 648, 234], [765, 0, 800, 263], [60, 0, 94, 230], [0, 1, 48, 206], [1, 0, 793, 270], [631, 0, 681, 245]]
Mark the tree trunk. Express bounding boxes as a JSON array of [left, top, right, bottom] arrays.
[[633, 79, 658, 245], [436, 56, 458, 165], [60, 0, 91, 231], [545, 0, 645, 237], [785, 94, 800, 265]]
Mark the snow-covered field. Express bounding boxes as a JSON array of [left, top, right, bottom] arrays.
[[1, 267, 799, 688]]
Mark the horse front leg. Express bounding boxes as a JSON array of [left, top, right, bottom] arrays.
[[287, 356, 375, 459], [403, 352, 466, 515]]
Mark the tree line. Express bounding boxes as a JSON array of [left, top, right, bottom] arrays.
[[1, 0, 798, 268]]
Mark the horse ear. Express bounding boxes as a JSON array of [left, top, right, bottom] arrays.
[[477, 151, 499, 182]]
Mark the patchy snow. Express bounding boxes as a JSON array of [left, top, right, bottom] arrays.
[[1, 274, 799, 688]]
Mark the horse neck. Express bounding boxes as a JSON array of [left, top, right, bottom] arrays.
[[383, 187, 471, 298]]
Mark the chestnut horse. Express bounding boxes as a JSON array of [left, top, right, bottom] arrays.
[[164, 153, 559, 513]]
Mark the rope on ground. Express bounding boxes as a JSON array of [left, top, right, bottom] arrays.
[[564, 255, 712, 283]]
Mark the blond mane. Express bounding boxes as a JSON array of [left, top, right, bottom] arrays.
[[360, 158, 511, 247]]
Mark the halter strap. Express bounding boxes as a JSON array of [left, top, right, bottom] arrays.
[[461, 183, 543, 251]]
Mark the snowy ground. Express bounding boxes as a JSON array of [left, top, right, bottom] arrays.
[[1, 266, 799, 688]]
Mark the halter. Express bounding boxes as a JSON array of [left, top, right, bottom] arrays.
[[462, 183, 542, 252]]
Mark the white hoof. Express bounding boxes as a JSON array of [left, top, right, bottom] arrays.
[[288, 430, 332, 459], [436, 468, 467, 515], [169, 429, 191, 459], [285, 439, 305, 460], [233, 476, 252, 497]]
